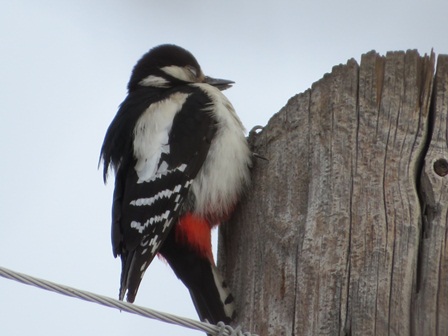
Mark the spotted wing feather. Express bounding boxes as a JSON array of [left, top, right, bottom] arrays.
[[102, 87, 217, 302], [117, 162, 193, 301]]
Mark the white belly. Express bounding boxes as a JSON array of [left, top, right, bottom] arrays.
[[190, 84, 252, 219]]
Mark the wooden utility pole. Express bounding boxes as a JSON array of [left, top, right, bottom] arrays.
[[219, 50, 448, 336]]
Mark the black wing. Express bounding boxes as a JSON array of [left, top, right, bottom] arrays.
[[102, 87, 217, 302], [100, 88, 162, 182]]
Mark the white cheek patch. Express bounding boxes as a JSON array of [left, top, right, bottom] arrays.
[[161, 65, 195, 82]]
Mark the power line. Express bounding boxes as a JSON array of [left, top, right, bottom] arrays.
[[0, 266, 256, 336]]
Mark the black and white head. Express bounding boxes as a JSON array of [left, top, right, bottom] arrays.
[[127, 44, 233, 92]]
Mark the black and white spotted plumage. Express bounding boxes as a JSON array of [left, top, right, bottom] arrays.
[[100, 44, 251, 323]]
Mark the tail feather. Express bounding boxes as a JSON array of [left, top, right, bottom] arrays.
[[188, 263, 236, 324], [118, 242, 158, 303], [118, 250, 134, 301], [159, 226, 236, 324], [118, 249, 142, 302]]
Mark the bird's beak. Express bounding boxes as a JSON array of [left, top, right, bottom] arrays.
[[204, 76, 234, 91]]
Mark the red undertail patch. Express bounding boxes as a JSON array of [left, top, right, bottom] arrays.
[[176, 213, 214, 262]]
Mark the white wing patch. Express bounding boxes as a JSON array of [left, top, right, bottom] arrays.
[[133, 92, 190, 182]]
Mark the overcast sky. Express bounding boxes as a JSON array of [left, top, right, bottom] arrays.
[[1, 1, 447, 335]]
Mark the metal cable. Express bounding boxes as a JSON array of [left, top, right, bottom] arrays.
[[0, 266, 256, 336]]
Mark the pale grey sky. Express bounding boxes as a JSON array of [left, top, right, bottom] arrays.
[[1, 1, 447, 335]]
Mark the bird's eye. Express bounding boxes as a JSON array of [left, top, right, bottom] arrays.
[[187, 66, 197, 77]]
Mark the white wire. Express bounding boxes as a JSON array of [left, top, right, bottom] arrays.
[[0, 266, 256, 336]]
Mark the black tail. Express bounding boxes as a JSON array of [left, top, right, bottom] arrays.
[[159, 229, 236, 325]]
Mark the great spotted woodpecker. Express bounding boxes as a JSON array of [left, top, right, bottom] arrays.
[[100, 44, 251, 324]]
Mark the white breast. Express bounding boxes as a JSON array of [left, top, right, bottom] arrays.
[[191, 84, 252, 220]]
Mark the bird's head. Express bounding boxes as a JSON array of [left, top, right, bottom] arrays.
[[127, 44, 233, 92]]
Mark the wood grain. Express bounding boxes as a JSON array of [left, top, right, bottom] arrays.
[[414, 54, 448, 336], [219, 50, 443, 336]]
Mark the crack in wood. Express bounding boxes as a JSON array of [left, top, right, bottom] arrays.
[[219, 50, 446, 336]]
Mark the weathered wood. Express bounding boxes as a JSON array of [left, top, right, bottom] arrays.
[[219, 50, 444, 336], [414, 55, 448, 335]]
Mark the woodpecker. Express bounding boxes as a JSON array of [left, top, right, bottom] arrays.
[[100, 44, 251, 324]]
